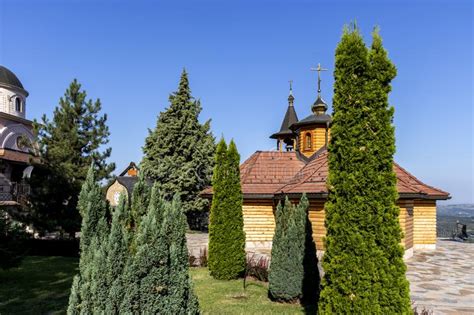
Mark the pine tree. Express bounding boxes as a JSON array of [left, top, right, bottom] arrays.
[[268, 195, 313, 302], [28, 79, 115, 236], [208, 139, 246, 280], [141, 70, 215, 215], [319, 24, 411, 313]]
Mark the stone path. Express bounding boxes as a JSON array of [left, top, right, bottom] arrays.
[[187, 234, 474, 314], [406, 240, 474, 314]]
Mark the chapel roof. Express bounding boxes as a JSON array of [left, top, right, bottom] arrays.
[[202, 148, 450, 200]]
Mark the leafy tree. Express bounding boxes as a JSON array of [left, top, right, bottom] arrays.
[[141, 70, 215, 215], [0, 208, 27, 270], [269, 195, 315, 302], [27, 79, 115, 236], [319, 24, 411, 313], [208, 139, 246, 280]]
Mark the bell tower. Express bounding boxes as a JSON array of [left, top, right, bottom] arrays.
[[290, 63, 331, 158], [270, 81, 299, 151]]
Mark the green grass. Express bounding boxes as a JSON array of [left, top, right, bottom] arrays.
[[0, 256, 78, 315], [0, 257, 310, 314], [190, 268, 310, 314]]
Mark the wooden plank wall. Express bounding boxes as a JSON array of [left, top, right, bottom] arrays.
[[307, 200, 326, 250], [298, 126, 327, 158], [397, 200, 414, 249], [413, 200, 437, 246], [242, 200, 275, 243], [105, 181, 128, 207]]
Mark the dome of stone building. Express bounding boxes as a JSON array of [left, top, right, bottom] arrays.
[[0, 65, 25, 90]]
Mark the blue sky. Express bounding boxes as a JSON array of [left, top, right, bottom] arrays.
[[0, 0, 472, 204]]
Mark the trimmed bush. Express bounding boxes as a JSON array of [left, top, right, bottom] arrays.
[[208, 139, 246, 280]]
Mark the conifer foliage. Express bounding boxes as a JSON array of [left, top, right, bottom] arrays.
[[319, 24, 411, 313], [28, 79, 115, 236], [67, 167, 199, 314], [142, 70, 215, 214], [268, 194, 318, 303], [208, 139, 246, 280]]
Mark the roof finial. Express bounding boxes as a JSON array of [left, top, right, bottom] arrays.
[[310, 63, 328, 115], [310, 63, 328, 97], [288, 80, 294, 106]]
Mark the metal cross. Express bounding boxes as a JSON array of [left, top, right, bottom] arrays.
[[288, 80, 293, 93], [310, 63, 328, 96]]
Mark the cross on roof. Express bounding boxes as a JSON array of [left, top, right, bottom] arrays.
[[310, 63, 328, 96]]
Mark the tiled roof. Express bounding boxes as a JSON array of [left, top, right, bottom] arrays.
[[202, 148, 450, 200]]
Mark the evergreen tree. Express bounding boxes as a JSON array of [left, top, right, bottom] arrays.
[[268, 195, 313, 302], [141, 70, 215, 214], [0, 208, 27, 270], [130, 173, 150, 228], [67, 166, 108, 314], [319, 24, 411, 313], [104, 194, 130, 313], [208, 139, 246, 280], [162, 195, 200, 313], [27, 79, 115, 236]]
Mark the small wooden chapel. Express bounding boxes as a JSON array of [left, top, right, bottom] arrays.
[[203, 65, 450, 259]]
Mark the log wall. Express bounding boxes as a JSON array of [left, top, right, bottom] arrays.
[[413, 200, 437, 249], [298, 126, 328, 157], [397, 200, 414, 250], [242, 200, 275, 249]]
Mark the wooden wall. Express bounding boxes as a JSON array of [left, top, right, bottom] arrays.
[[298, 126, 328, 157], [308, 200, 326, 250], [242, 198, 430, 253], [413, 200, 437, 248], [398, 200, 414, 249], [242, 200, 275, 245]]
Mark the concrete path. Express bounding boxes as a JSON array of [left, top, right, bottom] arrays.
[[187, 234, 474, 314], [406, 240, 474, 314]]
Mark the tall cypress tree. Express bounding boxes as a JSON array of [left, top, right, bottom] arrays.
[[319, 24, 411, 313], [208, 139, 246, 280], [141, 70, 215, 214]]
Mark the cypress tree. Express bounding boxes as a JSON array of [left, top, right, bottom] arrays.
[[141, 70, 215, 214], [162, 195, 200, 313], [105, 194, 130, 313], [130, 173, 150, 228], [208, 139, 246, 280], [319, 24, 411, 313], [67, 165, 108, 314], [121, 186, 199, 314], [268, 195, 313, 302]]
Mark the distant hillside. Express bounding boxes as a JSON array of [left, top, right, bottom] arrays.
[[437, 204, 474, 217]]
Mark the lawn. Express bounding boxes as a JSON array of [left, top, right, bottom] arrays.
[[0, 256, 79, 315], [0, 257, 310, 314]]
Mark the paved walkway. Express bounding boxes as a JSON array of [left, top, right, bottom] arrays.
[[187, 234, 474, 314], [406, 240, 474, 314]]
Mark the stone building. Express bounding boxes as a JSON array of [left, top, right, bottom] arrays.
[[0, 66, 38, 206]]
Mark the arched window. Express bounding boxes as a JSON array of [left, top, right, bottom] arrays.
[[15, 97, 22, 112], [305, 132, 312, 150]]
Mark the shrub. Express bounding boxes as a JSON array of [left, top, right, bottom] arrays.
[[245, 254, 269, 283], [268, 195, 317, 303]]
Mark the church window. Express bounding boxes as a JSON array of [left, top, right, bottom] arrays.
[[15, 97, 22, 112], [305, 132, 312, 150]]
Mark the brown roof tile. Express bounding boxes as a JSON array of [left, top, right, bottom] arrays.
[[202, 149, 450, 200]]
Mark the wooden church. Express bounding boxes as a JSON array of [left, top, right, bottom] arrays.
[[203, 67, 450, 259]]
